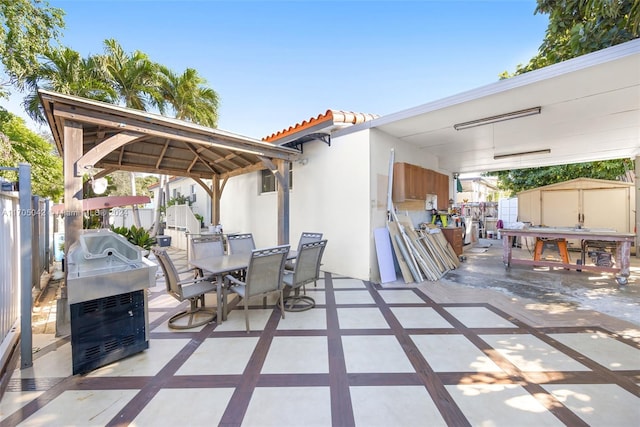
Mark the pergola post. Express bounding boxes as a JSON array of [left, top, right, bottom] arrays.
[[211, 175, 221, 227], [276, 159, 290, 245], [634, 156, 640, 258], [57, 120, 83, 336]]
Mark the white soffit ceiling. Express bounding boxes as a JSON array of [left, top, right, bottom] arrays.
[[369, 39, 640, 174]]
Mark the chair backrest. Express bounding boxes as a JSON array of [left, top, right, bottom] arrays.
[[244, 245, 290, 297], [297, 232, 323, 252], [291, 240, 327, 288], [227, 233, 256, 254], [151, 247, 184, 300], [189, 235, 225, 262]]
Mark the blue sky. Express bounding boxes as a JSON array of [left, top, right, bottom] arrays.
[[4, 0, 548, 139]]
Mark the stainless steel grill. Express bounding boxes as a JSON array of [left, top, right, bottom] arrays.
[[66, 229, 157, 375]]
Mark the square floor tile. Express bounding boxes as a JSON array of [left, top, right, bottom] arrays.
[[445, 307, 517, 328], [147, 311, 167, 324], [132, 388, 235, 426], [378, 289, 426, 304], [411, 334, 504, 372], [390, 307, 453, 329], [332, 278, 366, 289], [262, 336, 328, 374], [480, 334, 590, 372], [334, 290, 375, 305], [350, 385, 446, 426], [151, 317, 208, 333], [549, 332, 640, 370], [306, 276, 326, 289], [342, 335, 415, 373], [12, 342, 72, 379], [543, 383, 640, 426], [276, 308, 327, 330], [0, 391, 43, 422], [148, 294, 181, 309], [299, 289, 326, 306], [214, 308, 273, 332], [19, 390, 138, 426], [176, 337, 259, 375], [87, 338, 190, 377], [242, 387, 331, 426], [446, 384, 564, 426], [337, 307, 389, 329]]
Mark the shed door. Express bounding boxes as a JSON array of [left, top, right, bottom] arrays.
[[541, 190, 579, 227], [583, 188, 629, 232]]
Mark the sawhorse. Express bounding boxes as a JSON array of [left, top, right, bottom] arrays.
[[533, 237, 570, 264]]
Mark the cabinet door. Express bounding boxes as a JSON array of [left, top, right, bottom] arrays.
[[406, 164, 418, 199], [435, 172, 449, 209], [392, 163, 407, 202], [424, 169, 435, 195]]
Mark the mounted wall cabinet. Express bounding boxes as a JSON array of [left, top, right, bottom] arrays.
[[392, 162, 449, 209]]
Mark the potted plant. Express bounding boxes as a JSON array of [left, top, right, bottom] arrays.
[[111, 225, 156, 257]]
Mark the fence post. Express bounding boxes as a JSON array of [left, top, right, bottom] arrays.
[[19, 163, 33, 369], [32, 195, 40, 292]]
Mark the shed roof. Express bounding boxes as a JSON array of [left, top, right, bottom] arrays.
[[517, 177, 634, 194]]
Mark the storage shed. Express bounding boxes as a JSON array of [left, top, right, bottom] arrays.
[[517, 178, 635, 233]]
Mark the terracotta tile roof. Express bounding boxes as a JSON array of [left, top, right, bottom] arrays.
[[263, 109, 379, 143]]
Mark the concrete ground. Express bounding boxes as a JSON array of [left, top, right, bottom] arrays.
[[443, 238, 640, 328]]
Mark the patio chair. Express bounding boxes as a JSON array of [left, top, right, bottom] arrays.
[[226, 233, 256, 280], [282, 240, 327, 312], [226, 233, 256, 254], [285, 232, 323, 271], [152, 247, 218, 329], [223, 245, 290, 333], [189, 234, 225, 279]]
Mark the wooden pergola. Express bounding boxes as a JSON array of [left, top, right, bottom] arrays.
[[38, 89, 301, 255]]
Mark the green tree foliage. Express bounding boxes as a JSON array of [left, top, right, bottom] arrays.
[[494, 0, 639, 191], [0, 0, 64, 97], [0, 107, 63, 200], [491, 159, 634, 196], [24, 47, 114, 123], [158, 66, 219, 127], [507, 0, 639, 75]]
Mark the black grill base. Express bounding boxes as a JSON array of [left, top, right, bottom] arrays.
[[70, 290, 148, 375]]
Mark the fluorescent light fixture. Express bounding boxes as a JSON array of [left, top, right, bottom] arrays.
[[493, 148, 551, 160], [454, 106, 541, 131]]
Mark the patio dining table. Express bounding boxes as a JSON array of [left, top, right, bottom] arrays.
[[190, 250, 297, 321]]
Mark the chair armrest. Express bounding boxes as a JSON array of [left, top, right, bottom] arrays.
[[224, 274, 244, 286]]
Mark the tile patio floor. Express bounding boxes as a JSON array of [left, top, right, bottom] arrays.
[[2, 247, 640, 426]]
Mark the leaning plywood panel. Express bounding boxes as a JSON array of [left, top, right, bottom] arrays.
[[387, 221, 414, 283], [374, 227, 397, 284]]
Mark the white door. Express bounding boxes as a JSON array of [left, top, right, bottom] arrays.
[[541, 190, 580, 227], [583, 188, 629, 232]]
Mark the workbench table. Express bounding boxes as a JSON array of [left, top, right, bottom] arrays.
[[500, 227, 635, 285]]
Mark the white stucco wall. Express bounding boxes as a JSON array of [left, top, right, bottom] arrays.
[[218, 130, 372, 280]]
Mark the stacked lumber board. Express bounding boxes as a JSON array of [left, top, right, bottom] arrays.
[[387, 215, 460, 283]]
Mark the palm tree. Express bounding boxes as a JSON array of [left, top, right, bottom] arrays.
[[23, 46, 115, 123], [93, 39, 166, 227], [157, 66, 219, 127], [93, 38, 163, 111]]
